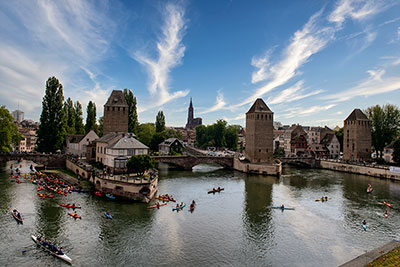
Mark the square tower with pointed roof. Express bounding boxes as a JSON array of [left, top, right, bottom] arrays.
[[343, 108, 371, 161], [245, 98, 274, 163], [103, 90, 129, 134]]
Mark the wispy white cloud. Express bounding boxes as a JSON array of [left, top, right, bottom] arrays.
[[134, 3, 189, 108], [398, 26, 400, 39], [322, 69, 400, 102], [251, 50, 272, 84], [198, 91, 227, 114], [223, 114, 246, 123], [282, 104, 336, 118], [267, 80, 323, 105]]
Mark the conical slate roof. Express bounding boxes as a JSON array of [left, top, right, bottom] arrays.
[[344, 109, 369, 121], [246, 98, 273, 113], [105, 90, 128, 107]]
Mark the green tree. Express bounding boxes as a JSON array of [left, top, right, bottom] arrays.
[[127, 154, 155, 176], [37, 76, 67, 152], [74, 101, 85, 134], [274, 147, 285, 157], [98, 116, 104, 137], [136, 123, 156, 147], [155, 111, 166, 133], [334, 127, 344, 152], [0, 106, 22, 152], [150, 132, 165, 152], [212, 120, 227, 148], [393, 139, 400, 165], [225, 125, 240, 151], [124, 89, 139, 134], [366, 104, 400, 158], [85, 101, 97, 134], [64, 97, 75, 134], [195, 125, 208, 149]]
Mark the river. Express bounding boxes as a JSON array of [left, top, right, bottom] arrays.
[[1, 160, 400, 266]]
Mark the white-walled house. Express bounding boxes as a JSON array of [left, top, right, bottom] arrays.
[[66, 130, 99, 157]]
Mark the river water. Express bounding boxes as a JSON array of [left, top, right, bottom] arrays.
[[1, 160, 400, 267]]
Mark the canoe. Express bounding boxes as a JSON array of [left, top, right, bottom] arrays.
[[104, 212, 112, 219], [94, 192, 102, 197], [172, 203, 186, 211], [12, 210, 23, 224], [105, 194, 115, 199], [68, 213, 81, 219], [270, 206, 295, 210], [59, 204, 81, 209], [31, 235, 72, 264], [382, 202, 393, 208], [147, 203, 168, 209], [208, 188, 224, 194]]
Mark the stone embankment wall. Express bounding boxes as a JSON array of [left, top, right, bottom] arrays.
[[233, 158, 282, 176], [66, 159, 92, 180], [320, 160, 400, 180]]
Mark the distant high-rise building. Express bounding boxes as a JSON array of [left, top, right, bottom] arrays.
[[245, 98, 274, 163], [12, 110, 24, 123], [185, 98, 202, 129], [343, 109, 371, 161], [103, 90, 129, 134]]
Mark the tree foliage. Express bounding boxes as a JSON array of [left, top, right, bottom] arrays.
[[366, 104, 400, 158], [85, 101, 97, 134], [274, 147, 285, 157], [136, 123, 156, 147], [334, 127, 344, 152], [98, 116, 104, 137], [74, 101, 85, 134], [37, 77, 67, 152], [124, 89, 139, 134], [0, 106, 22, 152], [64, 97, 75, 134], [155, 111, 166, 133], [195, 120, 239, 151], [136, 122, 182, 152], [393, 139, 400, 165], [126, 154, 155, 176]]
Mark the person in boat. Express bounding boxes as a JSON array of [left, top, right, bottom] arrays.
[[156, 202, 160, 209], [37, 235, 41, 242], [321, 196, 325, 202], [57, 247, 64, 255], [73, 211, 78, 217], [362, 220, 366, 225], [192, 200, 196, 205], [280, 204, 285, 209], [176, 203, 179, 209], [44, 239, 49, 247], [385, 210, 388, 216], [324, 196, 328, 201], [17, 212, 21, 219]]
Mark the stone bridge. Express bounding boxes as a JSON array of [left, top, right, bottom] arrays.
[[278, 157, 319, 168], [0, 153, 66, 168], [153, 155, 234, 170]]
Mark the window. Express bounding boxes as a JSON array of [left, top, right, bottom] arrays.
[[119, 149, 124, 155]]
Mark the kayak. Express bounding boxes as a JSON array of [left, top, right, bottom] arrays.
[[31, 235, 72, 264], [367, 187, 373, 193], [189, 204, 196, 212], [270, 206, 295, 210], [208, 188, 224, 194], [382, 201, 393, 208], [362, 224, 367, 231], [59, 204, 81, 209], [68, 213, 81, 219], [147, 203, 168, 209], [105, 193, 115, 199], [94, 191, 102, 197], [37, 193, 55, 198], [12, 210, 23, 224], [172, 203, 186, 211], [104, 212, 112, 219], [385, 213, 389, 218], [315, 198, 330, 202]]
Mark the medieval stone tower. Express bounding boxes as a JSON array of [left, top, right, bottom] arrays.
[[103, 90, 129, 134], [343, 108, 371, 161], [245, 98, 274, 163]]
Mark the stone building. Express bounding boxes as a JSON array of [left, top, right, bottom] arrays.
[[343, 109, 371, 161], [66, 130, 99, 158], [103, 90, 129, 134], [245, 98, 274, 163], [158, 138, 184, 155], [185, 98, 202, 129]]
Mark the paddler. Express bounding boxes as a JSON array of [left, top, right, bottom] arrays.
[[362, 219, 366, 230], [73, 211, 78, 217], [156, 202, 160, 209], [57, 247, 64, 255], [385, 210, 388, 217], [280, 204, 285, 209], [324, 196, 328, 201]]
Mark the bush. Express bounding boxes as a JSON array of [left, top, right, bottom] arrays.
[[127, 154, 155, 176]]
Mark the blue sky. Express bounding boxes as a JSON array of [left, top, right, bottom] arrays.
[[1, 0, 400, 128]]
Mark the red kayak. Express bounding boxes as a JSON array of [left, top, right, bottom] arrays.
[[147, 203, 168, 209], [59, 204, 81, 209], [382, 201, 393, 208], [94, 191, 102, 197], [385, 213, 389, 218], [208, 188, 224, 194], [68, 212, 81, 219]]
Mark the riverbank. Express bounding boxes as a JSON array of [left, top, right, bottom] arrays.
[[340, 240, 400, 267], [43, 169, 93, 190]]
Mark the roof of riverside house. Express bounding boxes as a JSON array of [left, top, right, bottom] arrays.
[[104, 90, 128, 107], [320, 133, 336, 146], [246, 98, 273, 113], [66, 134, 85, 144], [107, 134, 148, 150], [345, 108, 369, 121], [159, 138, 184, 147]]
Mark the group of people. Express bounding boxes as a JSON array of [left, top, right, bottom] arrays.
[[36, 235, 64, 255], [320, 196, 328, 202]]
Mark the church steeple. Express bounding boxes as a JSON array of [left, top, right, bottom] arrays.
[[188, 97, 194, 121]]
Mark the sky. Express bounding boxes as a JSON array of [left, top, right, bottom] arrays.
[[1, 0, 400, 128]]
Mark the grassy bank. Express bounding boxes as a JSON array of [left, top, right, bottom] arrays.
[[368, 246, 400, 267]]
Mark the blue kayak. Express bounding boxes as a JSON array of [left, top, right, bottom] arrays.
[[105, 194, 115, 199], [270, 206, 295, 210], [172, 203, 186, 211], [104, 212, 112, 219], [362, 224, 366, 231]]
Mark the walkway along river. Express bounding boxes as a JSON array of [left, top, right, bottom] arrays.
[[1, 160, 400, 266]]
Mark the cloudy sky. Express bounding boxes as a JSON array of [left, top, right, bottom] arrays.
[[1, 0, 399, 128]]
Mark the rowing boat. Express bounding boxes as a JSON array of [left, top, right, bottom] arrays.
[[12, 210, 23, 224], [208, 188, 224, 194], [270, 206, 295, 210], [147, 202, 168, 209], [31, 235, 72, 264]]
